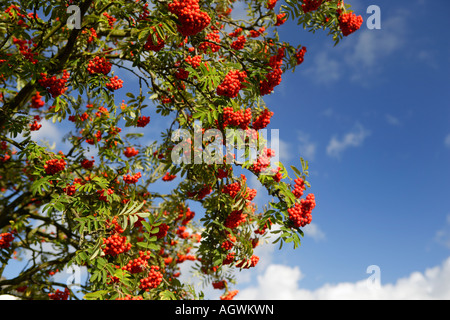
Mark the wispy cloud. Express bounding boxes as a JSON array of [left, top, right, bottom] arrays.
[[435, 214, 450, 249], [326, 123, 370, 159], [303, 51, 342, 85], [385, 114, 401, 126], [303, 223, 326, 242], [445, 134, 450, 149], [237, 257, 450, 299], [305, 9, 408, 85], [277, 138, 294, 163], [297, 131, 317, 162]]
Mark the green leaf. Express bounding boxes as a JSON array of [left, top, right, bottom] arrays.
[[290, 165, 303, 179], [83, 290, 108, 300]]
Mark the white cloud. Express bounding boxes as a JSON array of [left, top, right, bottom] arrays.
[[435, 214, 450, 249], [305, 10, 408, 85], [445, 134, 450, 149], [297, 132, 317, 162], [302, 223, 326, 242], [342, 13, 407, 83], [277, 138, 293, 163], [0, 295, 20, 300], [304, 51, 342, 84], [326, 123, 370, 159], [237, 257, 450, 300], [385, 114, 401, 126]]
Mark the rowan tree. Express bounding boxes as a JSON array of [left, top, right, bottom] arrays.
[[0, 0, 362, 300]]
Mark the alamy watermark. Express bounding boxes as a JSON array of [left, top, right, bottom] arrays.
[[170, 120, 280, 175], [366, 264, 381, 289], [66, 4, 381, 30], [66, 5, 81, 30]]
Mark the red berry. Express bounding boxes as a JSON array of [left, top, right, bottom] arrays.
[[87, 56, 112, 75], [301, 0, 323, 13], [168, 0, 211, 37], [139, 266, 163, 291], [338, 12, 363, 36], [105, 76, 123, 91], [216, 70, 247, 98]]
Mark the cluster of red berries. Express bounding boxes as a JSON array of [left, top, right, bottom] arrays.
[[275, 13, 287, 26], [222, 106, 252, 129], [81, 158, 95, 169], [338, 12, 363, 36], [124, 147, 139, 158], [185, 55, 202, 68], [38, 70, 70, 98], [30, 91, 45, 109], [84, 27, 98, 43], [98, 188, 114, 202], [95, 106, 109, 118], [139, 266, 163, 291], [175, 67, 189, 80], [102, 233, 132, 256], [154, 223, 169, 239], [29, 119, 42, 131], [235, 255, 259, 269], [248, 27, 266, 38], [223, 252, 236, 265], [5, 4, 23, 18], [221, 234, 236, 250], [288, 193, 316, 228], [44, 158, 67, 175], [64, 183, 76, 196], [245, 188, 257, 201], [176, 225, 190, 239], [0, 232, 14, 249], [137, 116, 150, 127], [86, 130, 102, 145], [48, 288, 70, 300], [231, 35, 246, 50], [295, 46, 307, 65], [301, 0, 323, 13], [168, 0, 211, 36], [177, 207, 195, 225], [123, 172, 142, 184], [162, 172, 176, 181], [292, 178, 306, 198], [122, 250, 151, 274], [110, 216, 124, 234], [250, 147, 275, 174], [212, 280, 226, 290], [87, 56, 112, 75], [301, 193, 316, 212], [228, 28, 242, 38], [187, 184, 212, 200], [116, 295, 143, 300], [255, 219, 272, 235], [252, 109, 274, 131], [222, 181, 241, 199], [144, 27, 165, 52], [217, 167, 229, 179], [266, 0, 278, 10], [198, 30, 221, 53], [216, 70, 247, 98], [105, 76, 123, 91], [224, 210, 247, 229], [220, 290, 239, 300], [259, 47, 284, 96], [12, 37, 38, 64], [103, 12, 116, 28]]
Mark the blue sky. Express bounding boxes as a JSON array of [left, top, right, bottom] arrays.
[[3, 0, 450, 300], [227, 0, 450, 299]]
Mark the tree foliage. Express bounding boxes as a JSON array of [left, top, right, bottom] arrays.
[[0, 0, 361, 300]]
